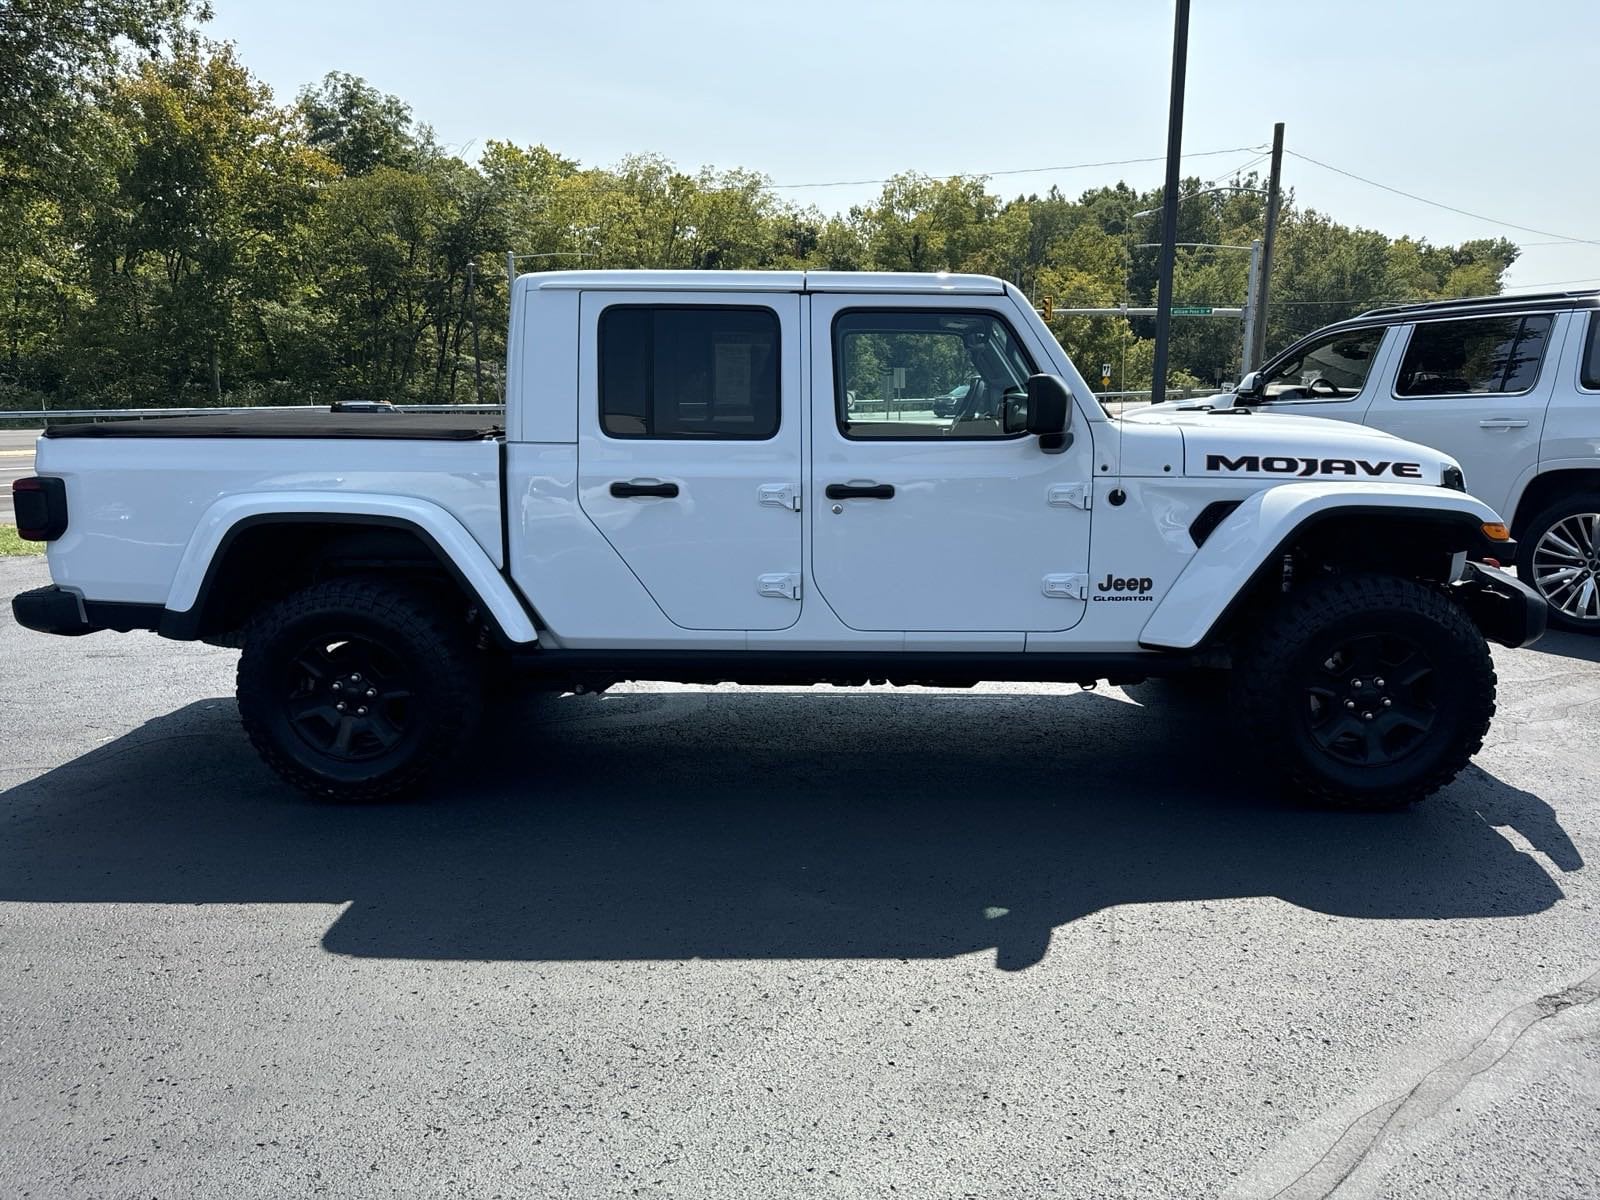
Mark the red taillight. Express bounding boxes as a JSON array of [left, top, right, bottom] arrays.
[[12, 476, 68, 541]]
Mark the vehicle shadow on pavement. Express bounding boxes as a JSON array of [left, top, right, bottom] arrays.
[[0, 687, 1582, 971], [1521, 630, 1600, 664]]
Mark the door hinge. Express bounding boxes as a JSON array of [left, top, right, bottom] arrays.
[[1041, 573, 1088, 600], [758, 572, 802, 600], [759, 483, 801, 511], [1048, 482, 1091, 509]]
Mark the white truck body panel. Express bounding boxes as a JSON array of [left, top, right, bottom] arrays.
[[36, 435, 503, 604], [1139, 483, 1501, 650]]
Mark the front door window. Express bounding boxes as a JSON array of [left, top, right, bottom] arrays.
[[1258, 327, 1385, 402]]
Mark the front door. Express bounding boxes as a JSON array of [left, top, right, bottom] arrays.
[[577, 291, 803, 631], [808, 295, 1094, 632], [1361, 312, 1565, 516]]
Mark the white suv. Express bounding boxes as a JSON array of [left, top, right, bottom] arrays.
[[1163, 291, 1600, 631]]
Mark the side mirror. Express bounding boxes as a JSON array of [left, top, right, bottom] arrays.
[[1233, 370, 1263, 403], [1013, 373, 1072, 451]]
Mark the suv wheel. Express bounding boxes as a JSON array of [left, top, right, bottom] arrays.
[[1232, 573, 1495, 810], [1517, 493, 1600, 633], [237, 579, 482, 801]]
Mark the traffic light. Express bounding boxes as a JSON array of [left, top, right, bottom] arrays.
[[1041, 296, 1054, 321]]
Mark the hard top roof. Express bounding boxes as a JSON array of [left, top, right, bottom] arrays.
[[517, 269, 1007, 295]]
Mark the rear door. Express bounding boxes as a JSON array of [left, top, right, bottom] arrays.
[[576, 291, 804, 630], [1361, 312, 1566, 516]]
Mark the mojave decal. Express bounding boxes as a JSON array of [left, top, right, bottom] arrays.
[[1205, 453, 1424, 479]]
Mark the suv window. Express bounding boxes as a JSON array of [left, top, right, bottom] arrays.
[[1395, 315, 1553, 398], [599, 306, 779, 439], [1258, 327, 1384, 402], [1583, 313, 1600, 391], [834, 310, 1036, 439]]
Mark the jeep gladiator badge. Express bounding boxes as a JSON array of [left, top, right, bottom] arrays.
[[1094, 575, 1155, 602], [1205, 453, 1423, 479]]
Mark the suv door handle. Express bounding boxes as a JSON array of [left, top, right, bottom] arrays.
[[1478, 418, 1529, 429], [610, 479, 680, 498], [825, 482, 895, 500]]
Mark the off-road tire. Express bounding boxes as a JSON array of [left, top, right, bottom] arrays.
[[1515, 491, 1600, 634], [1230, 572, 1495, 810], [237, 579, 482, 801]]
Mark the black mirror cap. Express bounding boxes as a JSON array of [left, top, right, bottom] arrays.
[[1233, 370, 1263, 402], [1025, 374, 1071, 436]]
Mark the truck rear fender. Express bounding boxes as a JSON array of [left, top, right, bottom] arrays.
[[1138, 483, 1506, 651], [164, 492, 540, 644]]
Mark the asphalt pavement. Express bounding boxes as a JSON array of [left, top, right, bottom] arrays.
[[0, 429, 41, 524], [2, 553, 1598, 1199]]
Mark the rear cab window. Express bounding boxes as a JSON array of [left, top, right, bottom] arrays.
[[1395, 314, 1554, 397]]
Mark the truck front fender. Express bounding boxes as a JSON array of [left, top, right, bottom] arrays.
[[163, 492, 540, 644], [1138, 483, 1506, 651]]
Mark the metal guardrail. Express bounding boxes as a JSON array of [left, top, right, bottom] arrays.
[[0, 403, 506, 424]]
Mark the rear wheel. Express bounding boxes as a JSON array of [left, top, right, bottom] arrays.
[[237, 579, 482, 801], [1231, 573, 1495, 810], [1516, 493, 1600, 633]]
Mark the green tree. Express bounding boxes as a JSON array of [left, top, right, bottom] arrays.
[[0, 0, 208, 195], [298, 72, 429, 177]]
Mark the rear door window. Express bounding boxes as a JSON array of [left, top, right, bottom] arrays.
[[1582, 313, 1600, 391], [599, 306, 780, 439], [1395, 315, 1553, 397]]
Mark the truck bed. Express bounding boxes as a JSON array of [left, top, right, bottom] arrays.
[[43, 410, 504, 441]]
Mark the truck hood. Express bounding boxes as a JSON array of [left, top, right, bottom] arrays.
[[1121, 406, 1459, 487]]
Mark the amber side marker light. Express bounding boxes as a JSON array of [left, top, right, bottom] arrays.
[[1482, 522, 1511, 542]]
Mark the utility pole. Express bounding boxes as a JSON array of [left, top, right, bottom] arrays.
[[1240, 238, 1263, 377], [1249, 122, 1285, 370], [464, 261, 484, 405], [1150, 0, 1191, 406]]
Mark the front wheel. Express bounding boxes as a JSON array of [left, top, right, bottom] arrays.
[[1231, 573, 1496, 810], [237, 579, 483, 801], [1516, 493, 1600, 633]]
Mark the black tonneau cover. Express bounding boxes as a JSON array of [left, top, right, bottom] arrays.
[[43, 409, 504, 441]]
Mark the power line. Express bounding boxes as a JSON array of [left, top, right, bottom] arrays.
[[1285, 148, 1600, 247], [769, 145, 1261, 191]]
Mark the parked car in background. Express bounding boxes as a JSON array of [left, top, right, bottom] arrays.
[[1141, 291, 1600, 631]]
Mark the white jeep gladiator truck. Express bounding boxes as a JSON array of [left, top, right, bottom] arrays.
[[10, 270, 1545, 809]]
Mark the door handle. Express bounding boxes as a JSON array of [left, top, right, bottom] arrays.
[[825, 482, 895, 500], [610, 479, 680, 498], [1478, 418, 1529, 429]]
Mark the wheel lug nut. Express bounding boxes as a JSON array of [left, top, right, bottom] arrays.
[[356, 706, 368, 716], [1382, 698, 1392, 707], [366, 688, 376, 698], [1374, 677, 1385, 688], [1363, 712, 1374, 721], [331, 682, 342, 692], [352, 673, 362, 683], [335, 701, 347, 713], [1344, 700, 1356, 710], [1351, 678, 1362, 689]]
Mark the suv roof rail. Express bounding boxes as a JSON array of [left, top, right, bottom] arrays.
[[1357, 288, 1600, 320]]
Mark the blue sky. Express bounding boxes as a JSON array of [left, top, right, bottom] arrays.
[[207, 0, 1600, 293]]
